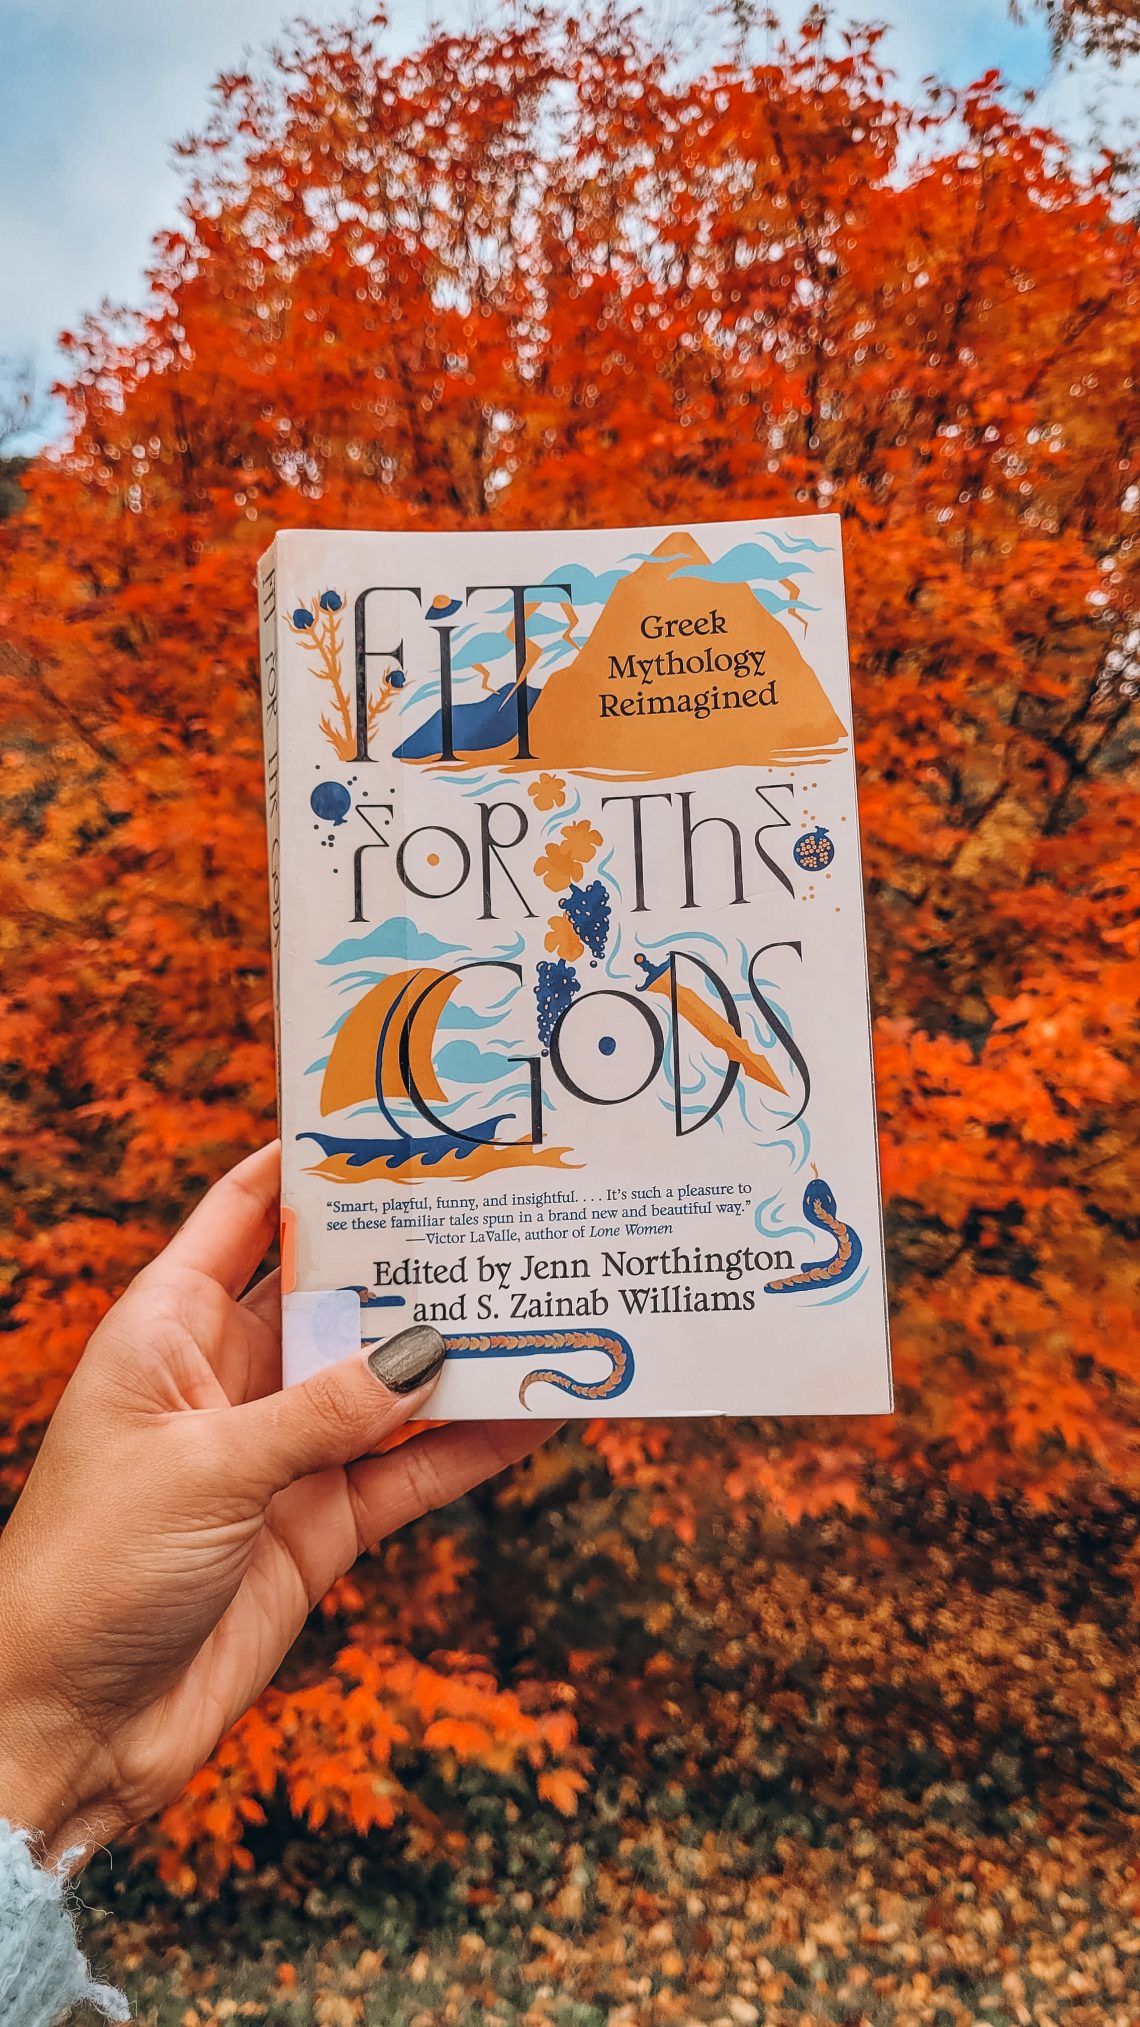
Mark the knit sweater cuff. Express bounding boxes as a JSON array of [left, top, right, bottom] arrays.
[[0, 1819, 128, 2026]]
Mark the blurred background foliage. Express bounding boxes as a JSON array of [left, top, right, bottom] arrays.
[[0, 7, 1137, 2021]]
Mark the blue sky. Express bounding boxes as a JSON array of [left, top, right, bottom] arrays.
[[2, 1, 1137, 448]]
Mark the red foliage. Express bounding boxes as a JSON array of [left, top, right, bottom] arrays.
[[0, 11, 1136, 1885], [153, 1635, 579, 1892]]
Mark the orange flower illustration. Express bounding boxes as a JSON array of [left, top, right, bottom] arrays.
[[528, 772, 567, 811], [533, 819, 603, 892], [545, 912, 584, 959]]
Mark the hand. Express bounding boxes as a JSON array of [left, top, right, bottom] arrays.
[[0, 1143, 557, 1865]]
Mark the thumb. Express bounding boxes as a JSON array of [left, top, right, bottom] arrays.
[[230, 1324, 446, 1493]]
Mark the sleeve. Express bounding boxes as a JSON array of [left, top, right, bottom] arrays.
[[0, 1819, 129, 2026]]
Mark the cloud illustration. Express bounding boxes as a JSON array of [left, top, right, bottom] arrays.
[[764, 528, 833, 555], [433, 1040, 519, 1085], [670, 540, 819, 585], [451, 628, 516, 671], [548, 564, 629, 605], [319, 917, 465, 966]]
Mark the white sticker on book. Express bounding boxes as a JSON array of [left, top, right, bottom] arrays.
[[281, 1288, 362, 1385]]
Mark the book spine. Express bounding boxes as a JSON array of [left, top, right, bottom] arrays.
[[257, 546, 283, 1128]]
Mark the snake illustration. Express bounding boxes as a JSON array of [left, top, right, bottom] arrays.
[[445, 1328, 635, 1408], [764, 1176, 862, 1293], [351, 1294, 633, 1408]]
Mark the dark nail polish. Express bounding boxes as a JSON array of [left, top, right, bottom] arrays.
[[366, 1324, 445, 1395]]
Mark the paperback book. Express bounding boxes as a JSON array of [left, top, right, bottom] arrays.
[[258, 515, 891, 1417]]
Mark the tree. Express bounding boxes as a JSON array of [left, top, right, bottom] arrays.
[[0, 9, 1136, 1885], [0, 357, 41, 520], [1025, 0, 1140, 60]]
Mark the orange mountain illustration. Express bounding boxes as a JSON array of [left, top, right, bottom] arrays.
[[525, 533, 846, 776]]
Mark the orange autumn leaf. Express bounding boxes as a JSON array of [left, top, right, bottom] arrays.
[[537, 1768, 589, 1816], [423, 1717, 495, 1760]]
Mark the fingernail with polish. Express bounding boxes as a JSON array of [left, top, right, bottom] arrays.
[[366, 1324, 446, 1395]]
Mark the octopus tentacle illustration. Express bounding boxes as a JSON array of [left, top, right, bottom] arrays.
[[444, 1328, 634, 1407], [764, 1175, 862, 1292]]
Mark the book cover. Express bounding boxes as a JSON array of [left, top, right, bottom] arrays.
[[258, 516, 891, 1418]]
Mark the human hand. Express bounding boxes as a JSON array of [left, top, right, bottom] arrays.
[[0, 1143, 557, 1866]]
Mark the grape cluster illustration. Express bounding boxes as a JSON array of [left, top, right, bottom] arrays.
[[535, 960, 581, 1047], [560, 880, 611, 962]]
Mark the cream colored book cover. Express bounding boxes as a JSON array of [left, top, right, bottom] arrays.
[[258, 516, 892, 1418]]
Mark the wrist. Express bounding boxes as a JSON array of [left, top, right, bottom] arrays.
[[0, 1680, 109, 1867]]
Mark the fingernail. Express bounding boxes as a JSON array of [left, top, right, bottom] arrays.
[[366, 1324, 445, 1395]]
